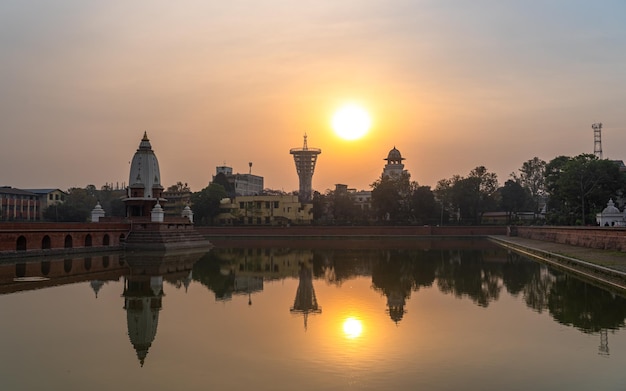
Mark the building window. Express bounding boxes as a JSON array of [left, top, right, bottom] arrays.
[[55, 194, 59, 201], [49, 194, 53, 200]]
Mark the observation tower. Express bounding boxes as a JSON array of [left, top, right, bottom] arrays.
[[290, 134, 321, 203]]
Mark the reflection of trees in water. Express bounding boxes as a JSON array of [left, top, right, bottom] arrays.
[[192, 251, 236, 300], [369, 249, 439, 323], [548, 275, 626, 333], [435, 250, 503, 307], [311, 249, 377, 286], [191, 245, 626, 332]]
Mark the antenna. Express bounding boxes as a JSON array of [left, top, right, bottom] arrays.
[[592, 123, 603, 159]]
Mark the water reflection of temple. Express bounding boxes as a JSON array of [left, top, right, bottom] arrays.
[[123, 273, 163, 367], [290, 262, 321, 330], [123, 250, 205, 366]]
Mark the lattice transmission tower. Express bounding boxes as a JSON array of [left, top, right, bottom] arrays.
[[592, 123, 603, 159]]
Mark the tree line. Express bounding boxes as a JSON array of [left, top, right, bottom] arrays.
[[43, 153, 626, 225]]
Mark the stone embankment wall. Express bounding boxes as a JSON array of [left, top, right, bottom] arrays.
[[0, 222, 129, 256], [514, 226, 626, 252]]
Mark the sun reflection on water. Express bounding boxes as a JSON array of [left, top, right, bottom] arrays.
[[342, 317, 363, 339]]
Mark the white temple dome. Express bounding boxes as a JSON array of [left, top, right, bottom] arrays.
[[128, 132, 163, 195], [602, 199, 621, 214]]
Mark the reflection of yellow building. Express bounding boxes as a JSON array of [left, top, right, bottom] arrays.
[[217, 195, 313, 225], [214, 248, 313, 280]]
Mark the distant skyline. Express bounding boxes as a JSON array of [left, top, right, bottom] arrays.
[[2, 1, 625, 193]]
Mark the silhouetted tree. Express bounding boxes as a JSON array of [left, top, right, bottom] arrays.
[[191, 183, 227, 225]]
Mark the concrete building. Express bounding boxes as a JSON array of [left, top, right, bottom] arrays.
[[217, 194, 313, 225], [0, 187, 41, 221], [162, 188, 191, 217], [290, 134, 321, 203], [214, 165, 264, 196], [24, 189, 67, 220]]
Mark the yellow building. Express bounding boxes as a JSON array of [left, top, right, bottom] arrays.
[[217, 194, 313, 225]]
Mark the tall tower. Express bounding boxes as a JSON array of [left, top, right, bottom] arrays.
[[382, 146, 406, 178], [592, 123, 603, 159], [290, 134, 321, 203]]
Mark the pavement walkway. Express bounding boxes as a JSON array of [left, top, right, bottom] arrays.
[[490, 235, 626, 291]]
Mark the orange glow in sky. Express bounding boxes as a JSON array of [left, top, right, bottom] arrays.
[[1, 2, 625, 192]]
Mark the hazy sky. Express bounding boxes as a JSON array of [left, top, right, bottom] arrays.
[[2, 1, 625, 193]]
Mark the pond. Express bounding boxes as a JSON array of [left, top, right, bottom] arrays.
[[1, 238, 625, 390]]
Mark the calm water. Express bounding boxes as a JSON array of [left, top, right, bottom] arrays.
[[1, 239, 626, 390]]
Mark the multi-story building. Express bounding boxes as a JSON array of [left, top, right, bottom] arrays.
[[162, 189, 191, 217], [217, 194, 313, 225], [0, 187, 41, 221], [214, 165, 264, 196], [24, 189, 67, 219]]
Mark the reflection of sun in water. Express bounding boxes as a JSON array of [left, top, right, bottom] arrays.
[[331, 104, 372, 140], [342, 317, 363, 339]]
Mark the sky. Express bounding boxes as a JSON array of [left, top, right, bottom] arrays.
[[2, 0, 626, 194]]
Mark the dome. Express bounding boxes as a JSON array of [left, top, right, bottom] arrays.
[[602, 199, 621, 214], [386, 147, 403, 161]]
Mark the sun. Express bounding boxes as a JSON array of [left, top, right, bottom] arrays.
[[331, 104, 372, 140], [342, 317, 363, 339]]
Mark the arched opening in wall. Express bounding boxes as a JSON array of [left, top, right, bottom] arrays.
[[85, 234, 93, 247], [102, 255, 110, 268], [103, 234, 110, 246], [64, 259, 73, 273], [64, 235, 73, 248], [16, 236, 27, 251], [84, 257, 92, 271], [41, 261, 51, 276], [42, 235, 51, 250], [119, 233, 126, 243], [15, 263, 26, 278]]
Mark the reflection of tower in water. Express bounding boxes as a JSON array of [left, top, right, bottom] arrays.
[[386, 290, 406, 324], [290, 263, 321, 331], [599, 329, 609, 356], [123, 275, 164, 367]]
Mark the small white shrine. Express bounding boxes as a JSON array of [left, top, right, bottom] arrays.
[[596, 199, 625, 227]]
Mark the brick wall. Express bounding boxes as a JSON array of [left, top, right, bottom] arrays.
[[515, 226, 626, 251]]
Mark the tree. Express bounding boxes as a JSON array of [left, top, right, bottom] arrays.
[[434, 167, 499, 224], [43, 187, 97, 222], [326, 187, 359, 224], [513, 157, 547, 213], [545, 154, 625, 225], [167, 182, 190, 192], [499, 179, 531, 223], [191, 183, 228, 225], [411, 186, 438, 225], [370, 172, 414, 223]]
